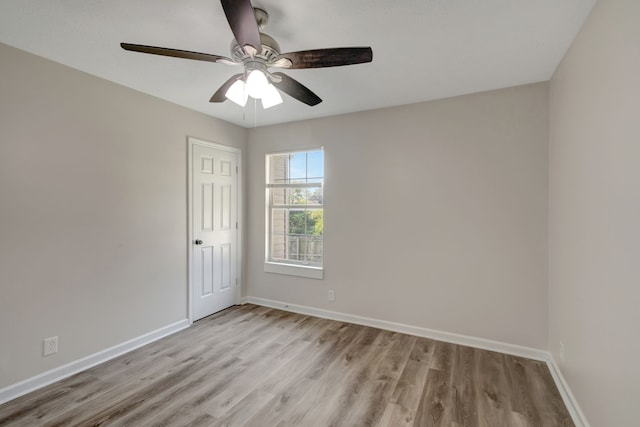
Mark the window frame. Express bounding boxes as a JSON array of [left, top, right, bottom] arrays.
[[264, 148, 324, 280]]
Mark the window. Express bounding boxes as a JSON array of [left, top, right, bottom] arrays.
[[265, 149, 323, 279]]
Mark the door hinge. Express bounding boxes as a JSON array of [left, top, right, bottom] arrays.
[[236, 221, 238, 229], [236, 165, 238, 174]]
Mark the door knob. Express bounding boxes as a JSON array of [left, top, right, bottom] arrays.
[[194, 239, 203, 245]]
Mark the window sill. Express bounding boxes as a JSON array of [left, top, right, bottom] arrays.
[[264, 262, 323, 280]]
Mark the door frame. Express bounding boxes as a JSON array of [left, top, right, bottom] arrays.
[[187, 136, 242, 324]]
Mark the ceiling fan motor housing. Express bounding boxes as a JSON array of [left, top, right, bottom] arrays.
[[230, 32, 280, 63]]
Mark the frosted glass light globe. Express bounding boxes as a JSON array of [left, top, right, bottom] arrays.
[[225, 80, 248, 106], [261, 83, 283, 108], [246, 70, 268, 99]]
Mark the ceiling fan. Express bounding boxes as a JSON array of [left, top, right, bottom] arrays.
[[121, 0, 373, 109]]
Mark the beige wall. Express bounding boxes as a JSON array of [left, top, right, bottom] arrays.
[[247, 82, 549, 349], [0, 42, 246, 388], [549, 0, 640, 425]]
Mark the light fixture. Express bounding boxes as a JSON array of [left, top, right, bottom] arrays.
[[225, 69, 283, 109], [225, 80, 248, 107], [261, 83, 283, 109], [245, 69, 268, 99]]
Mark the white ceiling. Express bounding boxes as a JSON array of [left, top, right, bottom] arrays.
[[0, 0, 596, 128]]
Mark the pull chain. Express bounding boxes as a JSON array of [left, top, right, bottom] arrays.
[[254, 98, 258, 128]]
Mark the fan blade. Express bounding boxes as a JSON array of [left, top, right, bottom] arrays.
[[273, 47, 373, 69], [121, 43, 233, 64], [210, 74, 244, 102], [271, 72, 322, 106], [220, 0, 261, 53]]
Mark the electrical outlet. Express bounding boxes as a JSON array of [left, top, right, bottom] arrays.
[[44, 336, 58, 357], [559, 341, 565, 362], [328, 290, 335, 302]]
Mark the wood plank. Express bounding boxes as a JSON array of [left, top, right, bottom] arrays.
[[381, 337, 436, 427], [524, 360, 575, 427], [450, 345, 478, 427], [503, 354, 543, 425], [295, 328, 389, 427], [134, 311, 311, 424], [339, 332, 416, 426], [413, 341, 457, 427], [474, 349, 510, 427], [203, 326, 313, 417], [241, 323, 370, 427], [0, 374, 112, 426], [414, 368, 452, 426]]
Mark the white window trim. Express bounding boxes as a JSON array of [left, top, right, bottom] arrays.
[[264, 261, 323, 279], [264, 148, 324, 280]]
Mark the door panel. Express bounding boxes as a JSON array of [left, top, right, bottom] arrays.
[[221, 184, 231, 230], [221, 243, 231, 290], [202, 183, 214, 231], [191, 142, 238, 321], [203, 246, 215, 296]]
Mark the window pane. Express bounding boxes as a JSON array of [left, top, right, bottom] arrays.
[[305, 209, 323, 236], [269, 150, 324, 184], [290, 188, 307, 205], [270, 233, 287, 261], [270, 208, 287, 260], [306, 236, 323, 262], [269, 154, 289, 184], [281, 209, 323, 236], [271, 187, 302, 205], [288, 210, 307, 235], [271, 188, 286, 205], [287, 236, 301, 261], [285, 234, 323, 264], [288, 152, 307, 181], [307, 150, 323, 180], [270, 187, 323, 206], [306, 187, 323, 205]]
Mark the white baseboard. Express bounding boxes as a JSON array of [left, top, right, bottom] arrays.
[[546, 355, 590, 427], [242, 296, 588, 427], [242, 296, 547, 360], [0, 319, 190, 405]]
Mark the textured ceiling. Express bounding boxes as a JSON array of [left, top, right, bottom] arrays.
[[0, 0, 596, 128]]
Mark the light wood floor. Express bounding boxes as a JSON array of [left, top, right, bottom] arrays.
[[0, 304, 573, 426]]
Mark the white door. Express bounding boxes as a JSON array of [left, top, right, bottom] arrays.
[[190, 140, 238, 321]]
